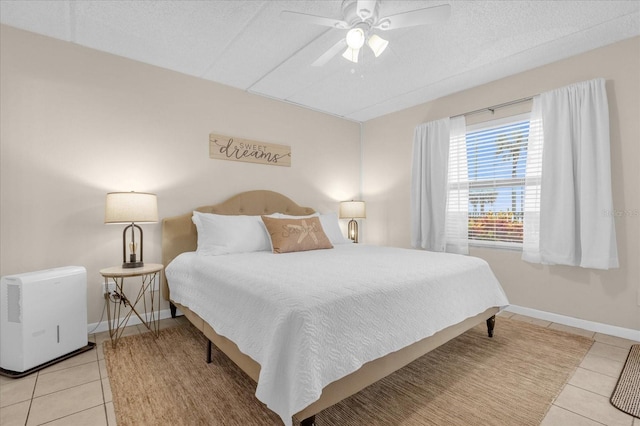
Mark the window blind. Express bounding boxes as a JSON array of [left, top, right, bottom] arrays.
[[465, 116, 530, 246]]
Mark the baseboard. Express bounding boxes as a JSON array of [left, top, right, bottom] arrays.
[[504, 305, 640, 342], [87, 305, 639, 342], [87, 308, 183, 335]]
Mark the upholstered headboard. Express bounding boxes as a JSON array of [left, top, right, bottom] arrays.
[[161, 190, 315, 301]]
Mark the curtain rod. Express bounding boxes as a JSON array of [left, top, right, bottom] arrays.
[[452, 96, 534, 118]]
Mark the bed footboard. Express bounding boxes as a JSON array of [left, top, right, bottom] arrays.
[[172, 301, 499, 424]]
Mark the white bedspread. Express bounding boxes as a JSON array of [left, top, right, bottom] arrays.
[[165, 244, 509, 426]]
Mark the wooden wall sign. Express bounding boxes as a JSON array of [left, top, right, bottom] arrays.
[[209, 133, 291, 167]]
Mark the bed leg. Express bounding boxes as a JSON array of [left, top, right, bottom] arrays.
[[206, 340, 212, 364], [300, 415, 316, 426], [170, 302, 177, 318], [486, 315, 496, 338]]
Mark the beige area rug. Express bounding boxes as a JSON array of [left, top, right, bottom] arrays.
[[610, 344, 640, 418], [104, 317, 593, 426]]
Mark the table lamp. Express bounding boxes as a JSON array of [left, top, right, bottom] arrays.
[[339, 200, 366, 243], [105, 191, 158, 268]]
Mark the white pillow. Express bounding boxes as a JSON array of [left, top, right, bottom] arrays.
[[318, 212, 352, 245], [192, 211, 271, 255], [271, 211, 351, 245]]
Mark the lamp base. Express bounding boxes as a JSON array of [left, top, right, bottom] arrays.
[[122, 261, 144, 269], [348, 219, 359, 243], [122, 224, 144, 269]]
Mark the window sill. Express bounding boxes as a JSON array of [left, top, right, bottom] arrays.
[[469, 240, 522, 251]]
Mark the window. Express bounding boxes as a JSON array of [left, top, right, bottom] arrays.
[[465, 114, 530, 248]]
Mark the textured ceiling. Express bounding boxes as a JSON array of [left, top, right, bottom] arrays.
[[1, 0, 639, 122]]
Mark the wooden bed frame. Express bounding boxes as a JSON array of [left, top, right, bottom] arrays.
[[161, 190, 498, 426]]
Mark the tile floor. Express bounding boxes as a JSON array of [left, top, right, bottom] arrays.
[[0, 312, 638, 425]]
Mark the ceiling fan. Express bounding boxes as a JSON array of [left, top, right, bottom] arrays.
[[281, 0, 451, 66]]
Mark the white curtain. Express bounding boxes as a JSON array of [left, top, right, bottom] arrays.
[[411, 116, 468, 254], [444, 116, 469, 254], [522, 78, 618, 269], [411, 118, 450, 251], [521, 96, 544, 263]]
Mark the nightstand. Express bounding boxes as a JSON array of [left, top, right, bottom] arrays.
[[99, 263, 163, 348]]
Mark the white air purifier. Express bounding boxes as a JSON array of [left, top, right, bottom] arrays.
[[0, 266, 89, 375]]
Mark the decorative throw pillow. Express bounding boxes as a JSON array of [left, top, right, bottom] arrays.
[[270, 212, 351, 245], [261, 216, 334, 253]]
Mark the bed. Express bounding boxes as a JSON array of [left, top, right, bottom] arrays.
[[161, 190, 509, 426]]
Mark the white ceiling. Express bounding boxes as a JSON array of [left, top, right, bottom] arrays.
[[1, 0, 639, 122]]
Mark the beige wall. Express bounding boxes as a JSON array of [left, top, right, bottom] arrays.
[[2, 23, 638, 332], [362, 37, 640, 331], [0, 25, 361, 324]]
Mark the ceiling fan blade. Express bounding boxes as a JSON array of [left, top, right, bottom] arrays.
[[376, 4, 451, 31], [312, 39, 348, 67], [280, 10, 349, 29], [356, 0, 378, 21]]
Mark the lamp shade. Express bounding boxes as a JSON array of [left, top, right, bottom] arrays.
[[367, 34, 389, 57], [342, 47, 359, 63], [105, 192, 158, 224], [339, 200, 366, 219], [345, 27, 365, 49]]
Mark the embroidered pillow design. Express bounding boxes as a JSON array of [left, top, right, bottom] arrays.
[[261, 216, 333, 253]]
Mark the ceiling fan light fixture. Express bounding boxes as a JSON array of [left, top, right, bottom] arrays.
[[281, 1, 452, 67], [345, 27, 365, 49], [367, 34, 388, 57], [342, 47, 359, 63]]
